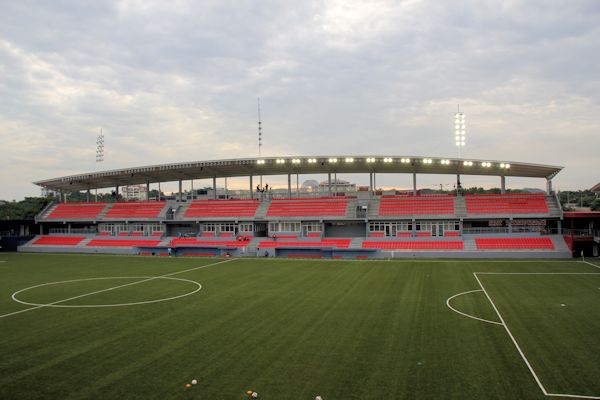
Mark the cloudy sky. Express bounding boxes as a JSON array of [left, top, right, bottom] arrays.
[[1, 0, 599, 199]]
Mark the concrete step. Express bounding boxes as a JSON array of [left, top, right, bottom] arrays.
[[254, 200, 271, 219]]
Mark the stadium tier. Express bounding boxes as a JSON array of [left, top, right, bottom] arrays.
[[266, 198, 349, 217], [104, 202, 166, 219], [27, 155, 571, 258], [184, 199, 259, 218], [475, 237, 554, 250], [259, 239, 351, 249], [465, 193, 549, 214], [362, 241, 464, 250], [45, 203, 107, 219], [31, 236, 86, 246], [379, 195, 455, 215]]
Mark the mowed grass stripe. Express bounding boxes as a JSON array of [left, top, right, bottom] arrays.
[[480, 273, 600, 397], [0, 255, 589, 399]]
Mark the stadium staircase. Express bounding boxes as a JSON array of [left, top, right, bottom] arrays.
[[254, 200, 271, 219], [95, 205, 111, 220], [367, 198, 381, 219], [454, 196, 467, 218], [545, 195, 563, 218], [345, 198, 359, 219]]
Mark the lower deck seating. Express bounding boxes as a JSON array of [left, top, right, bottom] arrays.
[[87, 239, 161, 247], [475, 237, 554, 250], [32, 236, 85, 246], [259, 239, 351, 249], [362, 241, 464, 250], [170, 238, 248, 247]]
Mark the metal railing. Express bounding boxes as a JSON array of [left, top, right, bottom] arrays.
[[49, 228, 97, 234]]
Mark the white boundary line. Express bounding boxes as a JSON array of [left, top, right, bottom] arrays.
[[475, 271, 600, 399], [11, 276, 202, 308], [0, 258, 234, 319], [581, 260, 600, 270], [473, 272, 549, 396], [446, 289, 503, 325]]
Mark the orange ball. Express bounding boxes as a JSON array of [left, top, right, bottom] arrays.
[[246, 390, 253, 395], [185, 383, 192, 388]]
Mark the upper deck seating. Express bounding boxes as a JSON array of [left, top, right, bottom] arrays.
[[475, 238, 554, 250], [266, 198, 348, 217], [104, 202, 166, 219], [46, 203, 106, 219], [185, 200, 259, 218], [169, 238, 248, 247], [259, 239, 351, 249], [362, 241, 463, 250], [379, 196, 455, 215], [465, 194, 549, 214], [86, 239, 161, 247], [32, 236, 85, 246]]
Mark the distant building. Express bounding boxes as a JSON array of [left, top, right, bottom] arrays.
[[318, 178, 356, 193], [591, 182, 600, 193], [301, 180, 319, 192], [121, 185, 147, 201]]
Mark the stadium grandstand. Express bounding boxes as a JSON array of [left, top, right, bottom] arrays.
[[20, 155, 577, 258]]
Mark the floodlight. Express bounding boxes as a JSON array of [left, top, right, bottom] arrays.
[[328, 158, 338, 163], [292, 158, 301, 164], [256, 159, 265, 165], [276, 159, 285, 164], [366, 157, 375, 163], [345, 157, 354, 163], [383, 157, 393, 163]]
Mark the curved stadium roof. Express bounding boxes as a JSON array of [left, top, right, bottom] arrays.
[[34, 155, 563, 192]]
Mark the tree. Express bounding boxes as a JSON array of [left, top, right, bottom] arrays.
[[591, 198, 600, 212]]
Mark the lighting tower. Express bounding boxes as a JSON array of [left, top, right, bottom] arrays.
[[96, 129, 104, 163], [454, 106, 466, 157], [257, 98, 263, 187]]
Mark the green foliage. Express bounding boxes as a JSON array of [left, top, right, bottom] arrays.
[[559, 190, 596, 208], [0, 197, 49, 220], [591, 198, 600, 211]]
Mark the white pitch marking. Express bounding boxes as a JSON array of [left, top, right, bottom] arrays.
[[11, 276, 202, 308], [546, 393, 600, 399], [581, 260, 600, 270], [0, 258, 235, 319], [475, 272, 600, 275], [446, 289, 503, 325], [473, 272, 550, 396]]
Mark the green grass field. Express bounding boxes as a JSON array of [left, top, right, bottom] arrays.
[[1, 254, 599, 400]]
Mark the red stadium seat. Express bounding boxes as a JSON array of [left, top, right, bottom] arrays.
[[266, 198, 348, 217], [32, 236, 85, 246], [259, 239, 351, 249], [86, 239, 161, 247], [185, 199, 259, 218], [46, 203, 107, 219], [362, 241, 464, 250], [466, 194, 548, 214], [475, 238, 554, 250], [170, 238, 248, 248], [104, 202, 166, 219], [379, 196, 455, 216]]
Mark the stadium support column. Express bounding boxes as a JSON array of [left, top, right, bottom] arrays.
[[115, 186, 119, 200], [190, 180, 194, 200], [373, 173, 376, 194], [86, 189, 90, 203], [287, 174, 292, 197], [249, 176, 253, 199], [225, 178, 228, 198], [212, 177, 217, 199], [546, 178, 553, 195], [369, 173, 373, 196], [500, 176, 506, 194], [328, 173, 332, 195], [146, 182, 150, 200], [412, 173, 417, 195], [178, 180, 182, 202]]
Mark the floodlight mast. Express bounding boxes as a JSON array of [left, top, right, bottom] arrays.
[[454, 105, 466, 159], [95, 128, 104, 202], [258, 98, 263, 188]]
